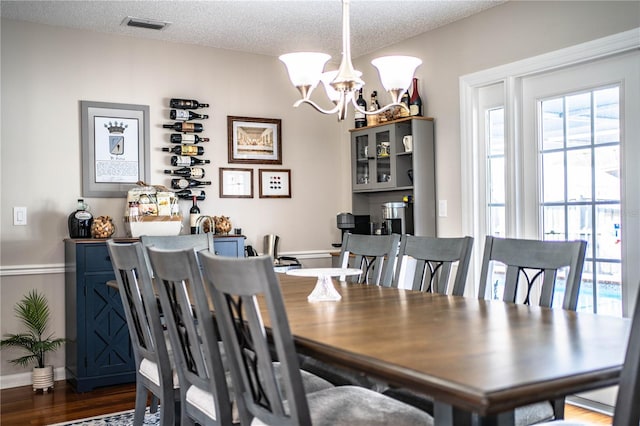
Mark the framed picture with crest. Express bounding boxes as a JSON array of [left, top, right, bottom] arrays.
[[80, 100, 150, 197]]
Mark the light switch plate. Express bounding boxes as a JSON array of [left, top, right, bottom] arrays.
[[13, 206, 27, 225], [438, 200, 448, 218]]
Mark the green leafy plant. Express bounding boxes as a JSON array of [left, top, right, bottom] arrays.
[[0, 290, 66, 368]]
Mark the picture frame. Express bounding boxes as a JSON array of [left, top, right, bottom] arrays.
[[81, 100, 150, 198], [219, 167, 254, 198], [227, 116, 282, 164], [259, 169, 291, 198]]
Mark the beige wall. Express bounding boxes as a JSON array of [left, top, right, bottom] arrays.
[[2, 1, 638, 380]]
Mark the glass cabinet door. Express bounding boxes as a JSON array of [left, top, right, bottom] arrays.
[[375, 129, 393, 186], [354, 134, 371, 189]]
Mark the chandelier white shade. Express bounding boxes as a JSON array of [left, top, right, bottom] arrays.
[[279, 0, 422, 121]]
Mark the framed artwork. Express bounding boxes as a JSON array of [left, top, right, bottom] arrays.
[[227, 116, 282, 164], [259, 169, 291, 198], [219, 167, 254, 198], [80, 100, 150, 197]]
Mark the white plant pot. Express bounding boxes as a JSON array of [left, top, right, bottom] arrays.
[[32, 365, 54, 392]]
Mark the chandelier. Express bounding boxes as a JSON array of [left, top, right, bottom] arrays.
[[279, 0, 422, 121]]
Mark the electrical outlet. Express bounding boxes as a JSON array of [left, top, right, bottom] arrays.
[[13, 207, 27, 225]]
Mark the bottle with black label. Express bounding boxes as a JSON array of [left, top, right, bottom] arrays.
[[164, 167, 205, 179], [400, 90, 410, 117], [162, 145, 204, 156], [170, 98, 209, 109], [171, 178, 211, 190], [189, 196, 201, 234], [170, 109, 209, 121], [409, 77, 423, 117], [175, 189, 206, 200], [171, 155, 210, 167], [367, 91, 381, 126], [68, 199, 93, 238], [163, 122, 203, 133], [354, 88, 367, 128], [170, 134, 209, 144]]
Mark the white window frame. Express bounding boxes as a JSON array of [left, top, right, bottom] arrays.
[[460, 28, 640, 315]]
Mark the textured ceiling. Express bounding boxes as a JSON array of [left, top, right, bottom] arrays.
[[0, 0, 504, 59]]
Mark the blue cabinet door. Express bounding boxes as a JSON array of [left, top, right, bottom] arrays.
[[213, 236, 245, 257]]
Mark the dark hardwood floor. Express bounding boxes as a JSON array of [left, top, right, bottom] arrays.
[[1, 380, 613, 425]]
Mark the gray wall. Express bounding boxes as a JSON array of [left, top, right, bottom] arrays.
[[2, 1, 638, 381]]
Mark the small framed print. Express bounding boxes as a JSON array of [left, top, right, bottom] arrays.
[[219, 168, 253, 198], [259, 169, 291, 198]]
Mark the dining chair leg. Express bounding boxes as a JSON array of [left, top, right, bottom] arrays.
[[551, 397, 565, 419], [133, 381, 148, 426]]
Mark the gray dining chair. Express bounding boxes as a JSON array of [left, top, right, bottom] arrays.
[[536, 286, 640, 426], [199, 253, 435, 426], [140, 234, 214, 273], [338, 232, 401, 287], [106, 240, 180, 426], [477, 235, 588, 424], [146, 245, 233, 426], [392, 235, 473, 295]]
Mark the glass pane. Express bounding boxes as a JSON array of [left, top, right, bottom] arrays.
[[543, 206, 565, 240], [594, 145, 620, 201], [542, 152, 565, 203], [595, 204, 621, 260], [488, 206, 505, 237], [355, 135, 369, 185], [566, 148, 592, 202], [596, 262, 622, 316], [594, 87, 619, 145], [568, 205, 592, 251], [376, 131, 391, 184], [488, 157, 504, 203], [488, 108, 504, 156], [566, 92, 591, 148], [541, 98, 564, 151], [577, 277, 595, 313]]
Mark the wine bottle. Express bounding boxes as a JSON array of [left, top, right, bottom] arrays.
[[162, 145, 204, 156], [68, 199, 93, 238], [169, 98, 209, 109], [170, 155, 210, 167], [400, 90, 410, 117], [170, 134, 209, 144], [409, 77, 423, 117], [170, 109, 209, 121], [175, 189, 206, 200], [189, 196, 201, 234], [171, 178, 211, 190], [367, 91, 381, 126], [354, 88, 367, 128], [162, 122, 203, 133], [164, 167, 205, 179]]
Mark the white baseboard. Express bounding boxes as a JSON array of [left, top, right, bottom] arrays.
[[0, 367, 66, 389]]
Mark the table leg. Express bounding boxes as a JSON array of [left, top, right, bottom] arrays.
[[434, 402, 515, 426]]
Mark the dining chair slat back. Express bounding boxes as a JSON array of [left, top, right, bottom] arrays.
[[140, 234, 214, 275], [146, 246, 233, 426], [478, 236, 587, 310], [106, 240, 179, 426], [393, 235, 473, 295], [338, 232, 400, 287], [198, 252, 435, 426]]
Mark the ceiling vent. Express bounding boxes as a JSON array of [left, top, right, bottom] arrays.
[[121, 16, 170, 31]]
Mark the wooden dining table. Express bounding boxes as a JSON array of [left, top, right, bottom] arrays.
[[271, 273, 630, 426]]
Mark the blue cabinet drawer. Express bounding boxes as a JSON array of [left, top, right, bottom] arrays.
[[83, 244, 113, 272]]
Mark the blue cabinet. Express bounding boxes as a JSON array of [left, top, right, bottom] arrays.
[[64, 236, 244, 392]]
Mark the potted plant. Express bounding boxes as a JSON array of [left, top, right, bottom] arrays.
[[0, 289, 65, 392]]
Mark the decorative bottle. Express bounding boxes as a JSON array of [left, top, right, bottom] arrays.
[[170, 155, 210, 166], [171, 178, 211, 190], [409, 78, 423, 117], [170, 109, 209, 120], [164, 167, 205, 179], [367, 91, 380, 126], [175, 189, 206, 200], [170, 134, 209, 143], [162, 145, 204, 156], [169, 98, 209, 109], [400, 91, 411, 117], [354, 88, 367, 128], [68, 199, 93, 238], [162, 122, 204, 133], [189, 196, 201, 234]]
